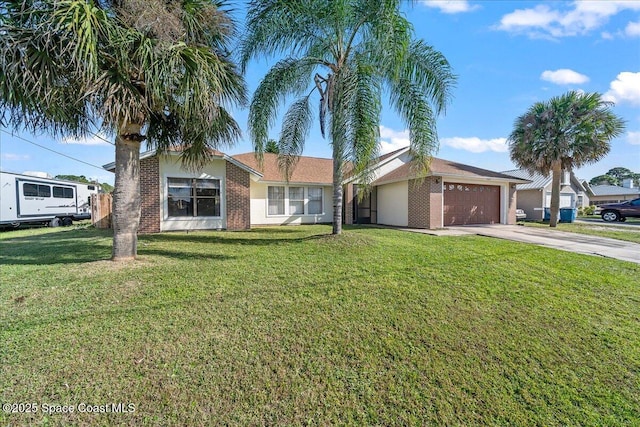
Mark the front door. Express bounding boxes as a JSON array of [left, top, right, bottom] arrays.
[[353, 185, 377, 224]]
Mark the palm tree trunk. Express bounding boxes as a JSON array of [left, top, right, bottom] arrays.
[[549, 161, 562, 228], [332, 152, 343, 235], [112, 124, 142, 260]]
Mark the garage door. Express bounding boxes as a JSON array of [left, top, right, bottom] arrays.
[[443, 183, 500, 226]]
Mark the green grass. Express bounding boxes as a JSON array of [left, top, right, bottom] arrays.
[[1, 225, 639, 426], [524, 221, 640, 244]]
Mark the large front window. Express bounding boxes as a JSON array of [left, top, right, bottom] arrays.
[[167, 178, 220, 217]]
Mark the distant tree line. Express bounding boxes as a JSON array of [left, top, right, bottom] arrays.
[[589, 167, 639, 187], [55, 174, 114, 193]]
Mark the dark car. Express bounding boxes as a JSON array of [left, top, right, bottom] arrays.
[[599, 198, 640, 222]]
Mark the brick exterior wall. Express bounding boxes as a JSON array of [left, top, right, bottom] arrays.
[[226, 162, 251, 230], [343, 184, 354, 225], [408, 177, 442, 229], [139, 156, 161, 234], [507, 184, 517, 225]]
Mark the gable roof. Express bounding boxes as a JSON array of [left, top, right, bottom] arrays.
[[500, 169, 551, 190], [502, 168, 587, 192], [589, 184, 640, 197], [231, 152, 333, 185], [374, 158, 529, 185]]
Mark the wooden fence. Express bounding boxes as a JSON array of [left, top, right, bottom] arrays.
[[91, 193, 112, 229]]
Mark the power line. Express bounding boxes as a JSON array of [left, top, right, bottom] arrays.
[[0, 129, 108, 171]]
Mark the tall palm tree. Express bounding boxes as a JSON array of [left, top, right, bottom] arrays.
[[0, 0, 246, 259], [508, 91, 625, 227], [240, 0, 455, 234]]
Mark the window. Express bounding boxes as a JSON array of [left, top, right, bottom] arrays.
[[23, 183, 51, 197], [308, 187, 323, 214], [53, 186, 74, 199], [87, 185, 95, 190], [268, 186, 285, 215], [289, 187, 304, 214], [167, 178, 220, 217], [268, 185, 324, 215], [194, 179, 220, 216]]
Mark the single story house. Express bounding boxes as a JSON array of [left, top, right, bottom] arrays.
[[584, 180, 640, 205], [501, 168, 590, 221], [103, 147, 528, 233]]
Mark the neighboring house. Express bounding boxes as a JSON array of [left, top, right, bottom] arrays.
[[501, 169, 590, 220], [103, 147, 528, 233], [584, 180, 640, 205], [344, 147, 529, 228]]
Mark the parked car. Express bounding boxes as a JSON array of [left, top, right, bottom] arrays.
[[515, 209, 526, 221], [599, 198, 640, 222]]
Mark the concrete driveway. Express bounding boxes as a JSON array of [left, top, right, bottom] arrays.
[[406, 224, 640, 264]]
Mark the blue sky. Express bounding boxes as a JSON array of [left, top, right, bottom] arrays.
[[1, 0, 639, 185]]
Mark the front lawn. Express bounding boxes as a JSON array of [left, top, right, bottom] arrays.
[[1, 225, 638, 426], [524, 221, 640, 244]]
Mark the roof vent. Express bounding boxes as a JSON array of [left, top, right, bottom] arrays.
[[622, 178, 634, 189]]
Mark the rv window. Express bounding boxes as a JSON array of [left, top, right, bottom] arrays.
[[53, 186, 74, 198], [88, 185, 95, 190], [24, 183, 51, 197], [23, 183, 38, 197]]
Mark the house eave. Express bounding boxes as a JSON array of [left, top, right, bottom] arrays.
[[102, 150, 264, 179]]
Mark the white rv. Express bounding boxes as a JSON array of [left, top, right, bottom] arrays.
[[0, 171, 100, 227]]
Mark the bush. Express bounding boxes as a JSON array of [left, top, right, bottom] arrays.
[[584, 205, 596, 215]]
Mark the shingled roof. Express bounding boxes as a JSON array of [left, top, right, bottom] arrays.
[[374, 158, 528, 185], [232, 152, 333, 184]]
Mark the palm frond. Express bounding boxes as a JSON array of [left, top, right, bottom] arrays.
[[239, 0, 329, 71], [277, 96, 313, 180], [508, 91, 625, 175], [388, 77, 438, 177], [248, 57, 317, 158], [347, 55, 381, 186]]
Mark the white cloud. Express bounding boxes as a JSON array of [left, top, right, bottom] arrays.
[[2, 153, 30, 161], [540, 69, 589, 85], [61, 133, 112, 146], [601, 31, 614, 40], [421, 0, 478, 14], [625, 21, 640, 37], [441, 136, 508, 153], [379, 126, 410, 154], [603, 72, 640, 105], [627, 131, 640, 145], [496, 1, 640, 38]]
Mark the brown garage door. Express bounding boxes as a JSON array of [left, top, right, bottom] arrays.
[[443, 183, 500, 226]]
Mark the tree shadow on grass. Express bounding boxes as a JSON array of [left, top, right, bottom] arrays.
[[0, 228, 113, 265], [0, 227, 333, 265], [141, 230, 333, 247]]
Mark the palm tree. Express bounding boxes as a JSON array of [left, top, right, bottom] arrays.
[[0, 0, 246, 260], [508, 91, 625, 227], [240, 0, 455, 234]]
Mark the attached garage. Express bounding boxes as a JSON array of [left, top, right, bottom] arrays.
[[346, 149, 530, 229], [443, 183, 500, 225]]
